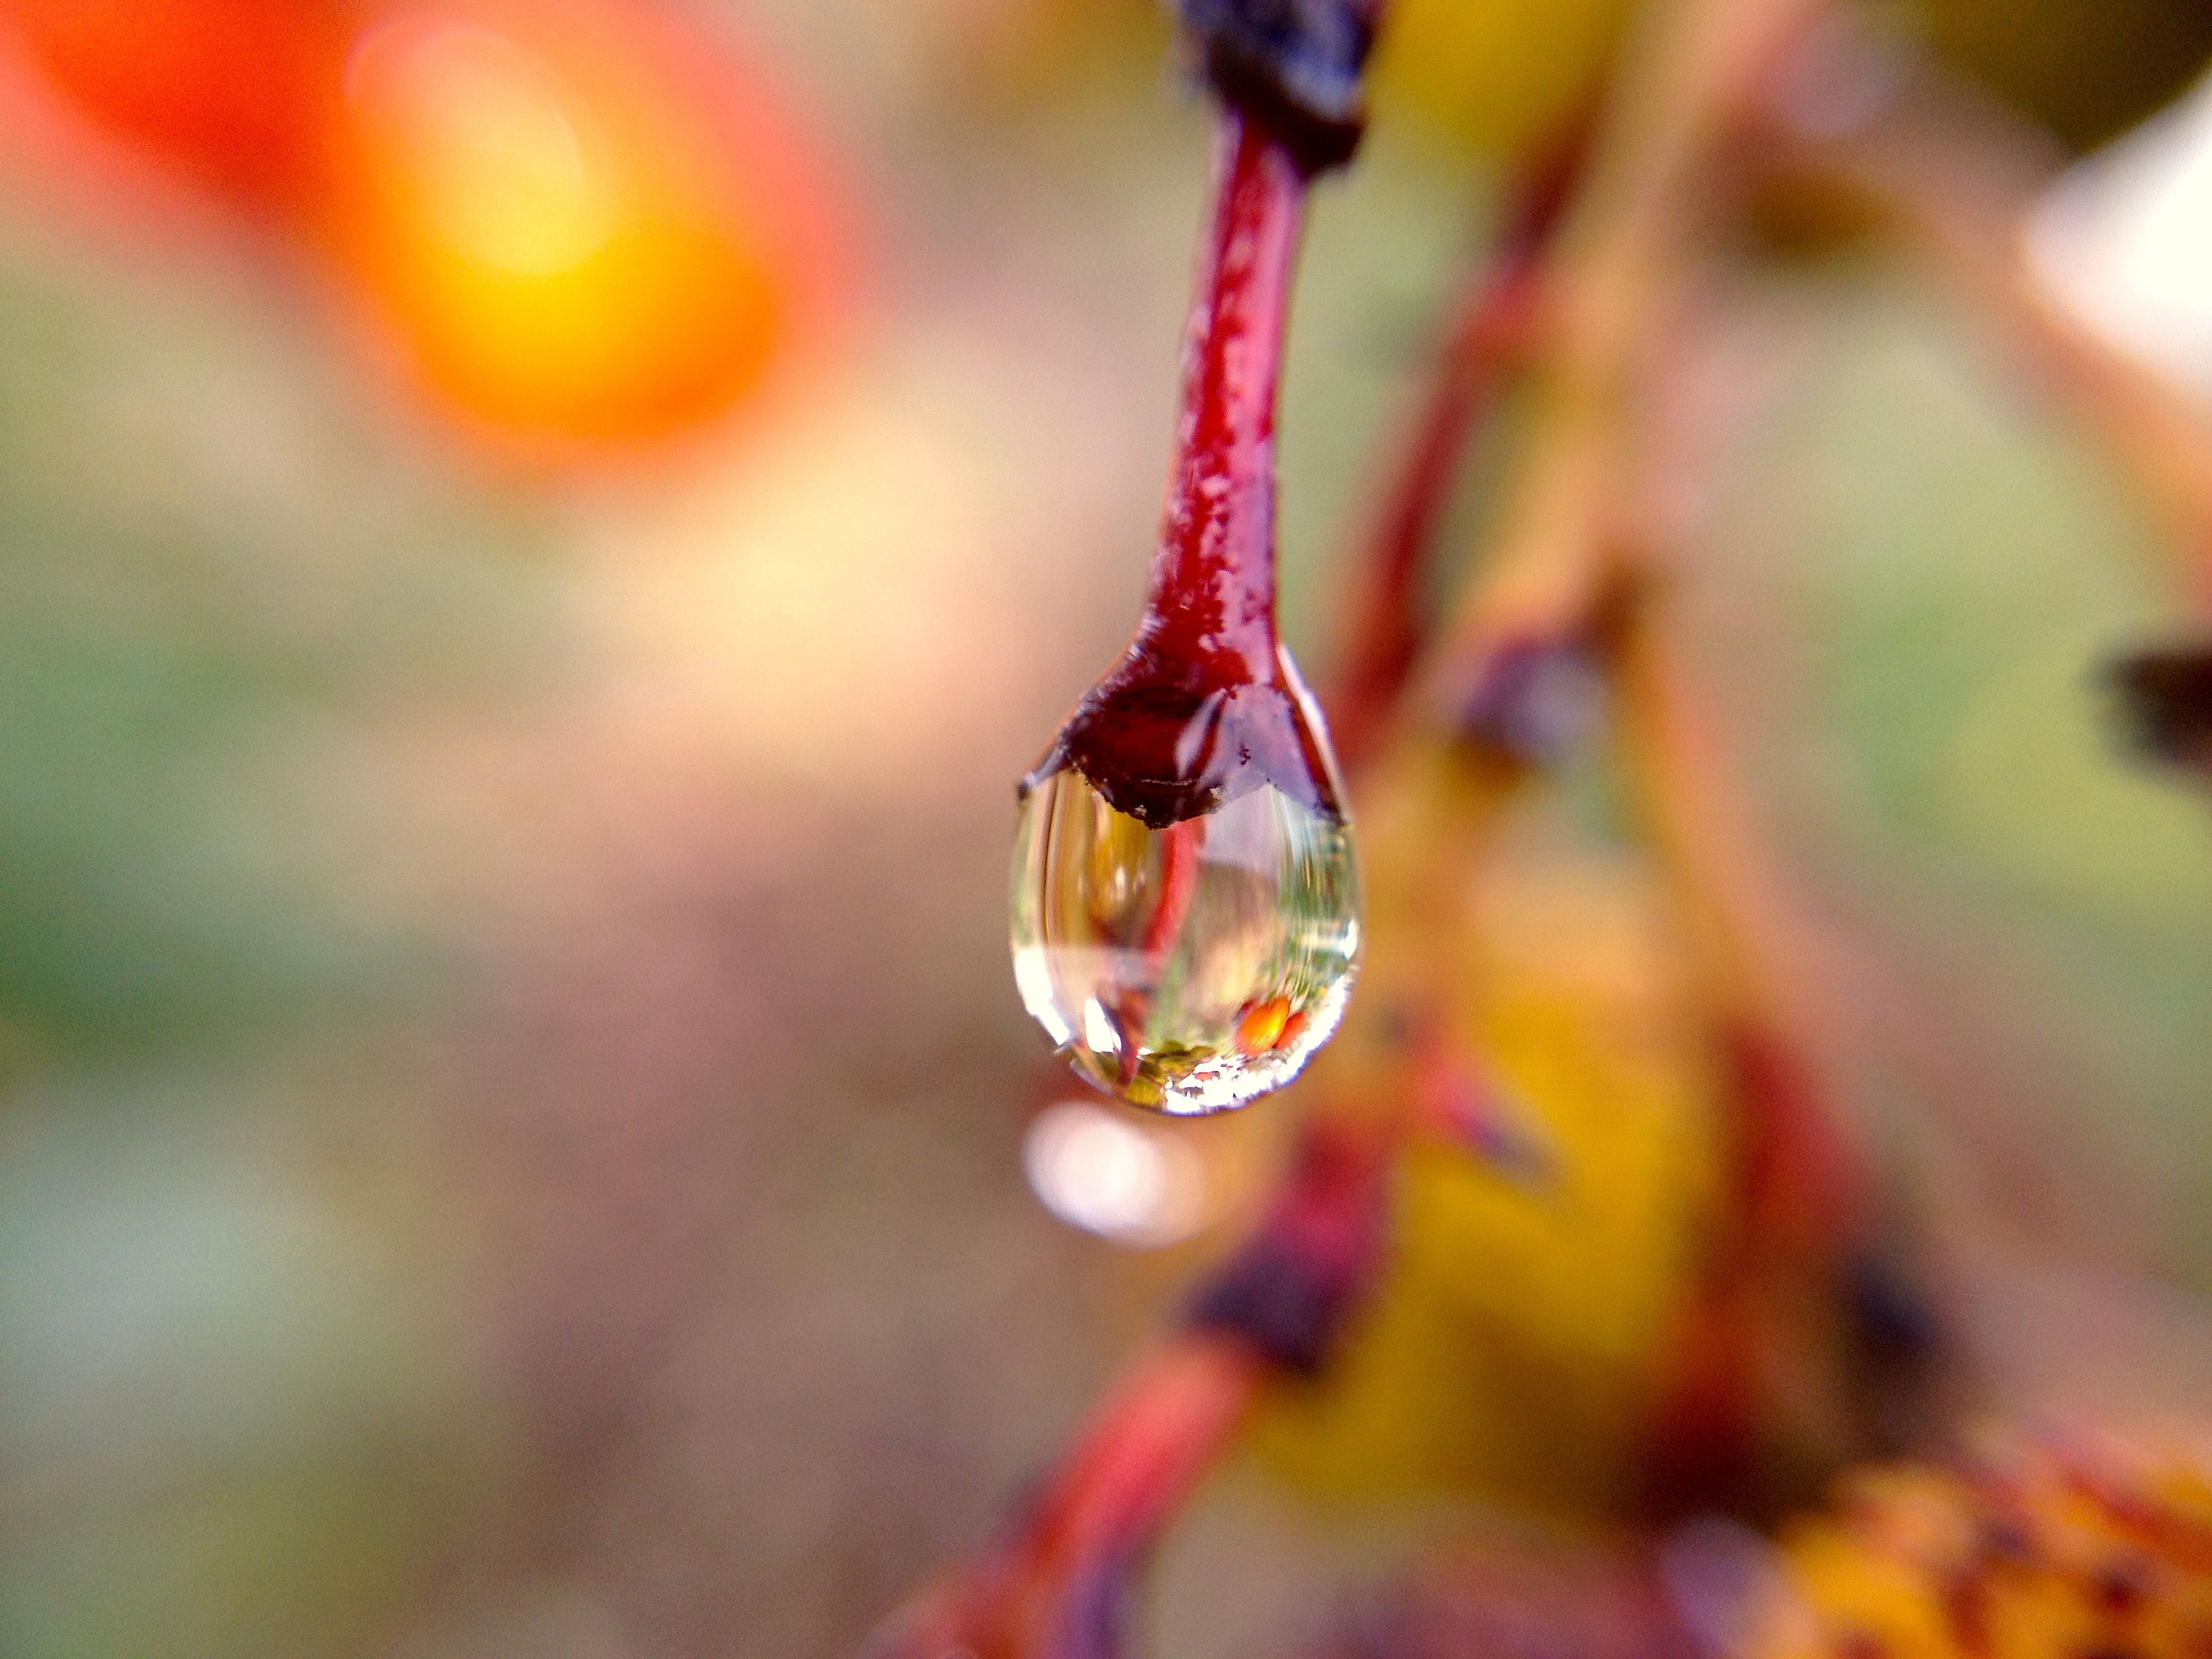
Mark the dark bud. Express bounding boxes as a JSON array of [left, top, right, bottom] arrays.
[[1845, 1252, 1942, 1367], [1175, 0, 1387, 175], [1450, 638, 1605, 765], [2094, 1555, 2154, 1619], [1183, 1121, 1390, 1374], [2110, 642, 2212, 774]]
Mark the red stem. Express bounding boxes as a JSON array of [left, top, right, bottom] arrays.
[[1136, 819, 1206, 958], [861, 1337, 1265, 1658], [1021, 1336, 1266, 1576], [1035, 109, 1339, 829], [1102, 818, 1208, 1085], [1137, 108, 1305, 683]]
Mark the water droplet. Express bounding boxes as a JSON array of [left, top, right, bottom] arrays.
[[1010, 769, 1359, 1114]]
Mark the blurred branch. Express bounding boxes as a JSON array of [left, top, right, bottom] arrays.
[[2111, 643, 2212, 776], [1744, 32, 2212, 617], [1403, 0, 1843, 1056], [864, 1335, 1265, 1659], [1323, 119, 1587, 776], [1390, 0, 1894, 1495], [864, 1122, 1396, 1659], [1408, 0, 1821, 708]]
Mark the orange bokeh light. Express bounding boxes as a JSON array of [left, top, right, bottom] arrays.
[[331, 1, 848, 454]]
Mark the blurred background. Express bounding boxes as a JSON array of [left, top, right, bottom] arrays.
[[0, 3, 2209, 1657]]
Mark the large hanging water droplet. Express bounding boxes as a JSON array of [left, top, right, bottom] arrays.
[[1010, 767, 1360, 1114], [1007, 114, 1361, 1112]]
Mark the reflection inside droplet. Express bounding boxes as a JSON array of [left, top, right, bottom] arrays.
[[1010, 769, 1359, 1114]]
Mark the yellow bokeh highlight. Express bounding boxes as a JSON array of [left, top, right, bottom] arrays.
[[1368, 0, 1640, 157], [1246, 843, 1723, 1521], [335, 5, 821, 449]]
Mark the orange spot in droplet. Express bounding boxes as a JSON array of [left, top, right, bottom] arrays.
[[1274, 1009, 1307, 1051], [1235, 996, 1290, 1055]]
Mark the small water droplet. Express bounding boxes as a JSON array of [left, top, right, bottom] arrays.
[[1010, 770, 1359, 1114]]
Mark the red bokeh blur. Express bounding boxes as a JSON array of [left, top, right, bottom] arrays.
[[7, 0, 349, 213]]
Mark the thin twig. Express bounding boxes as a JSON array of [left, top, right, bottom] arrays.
[[1324, 117, 1591, 774], [863, 1335, 1267, 1659]]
